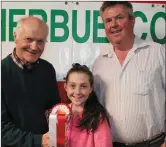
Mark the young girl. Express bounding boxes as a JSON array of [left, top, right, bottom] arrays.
[[64, 63, 113, 147]]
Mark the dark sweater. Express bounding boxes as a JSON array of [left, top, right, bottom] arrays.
[[1, 55, 60, 147]]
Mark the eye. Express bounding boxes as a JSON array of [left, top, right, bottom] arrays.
[[25, 37, 33, 42], [37, 40, 45, 45], [105, 18, 112, 23], [116, 16, 123, 20], [80, 85, 87, 89], [69, 84, 75, 89]]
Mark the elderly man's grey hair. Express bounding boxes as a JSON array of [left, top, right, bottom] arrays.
[[14, 16, 49, 39]]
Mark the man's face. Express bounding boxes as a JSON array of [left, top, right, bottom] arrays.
[[101, 4, 135, 45], [14, 22, 47, 63]]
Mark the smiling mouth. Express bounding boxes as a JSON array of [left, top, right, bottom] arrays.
[[111, 29, 122, 34], [73, 96, 83, 100], [24, 48, 40, 55]]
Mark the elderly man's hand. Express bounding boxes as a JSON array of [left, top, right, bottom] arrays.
[[161, 142, 166, 147]]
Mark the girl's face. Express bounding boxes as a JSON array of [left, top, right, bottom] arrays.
[[64, 72, 92, 107]]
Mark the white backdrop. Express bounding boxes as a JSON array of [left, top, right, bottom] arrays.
[[1, 2, 166, 80]]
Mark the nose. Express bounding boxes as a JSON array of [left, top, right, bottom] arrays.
[[30, 41, 38, 50], [111, 19, 118, 28], [75, 87, 81, 95]]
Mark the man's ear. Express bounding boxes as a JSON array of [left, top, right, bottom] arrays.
[[132, 17, 135, 26], [14, 32, 17, 43]]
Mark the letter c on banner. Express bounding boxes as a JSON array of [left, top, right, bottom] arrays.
[[134, 11, 148, 40], [150, 12, 166, 44]]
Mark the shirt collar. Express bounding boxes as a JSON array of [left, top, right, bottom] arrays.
[[11, 48, 24, 69], [100, 35, 150, 57], [69, 103, 83, 118], [11, 48, 40, 70], [132, 35, 150, 52], [100, 44, 114, 58]]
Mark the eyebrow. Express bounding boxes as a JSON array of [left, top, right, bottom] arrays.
[[25, 36, 45, 40], [68, 82, 88, 85], [105, 14, 123, 20], [68, 82, 75, 84]]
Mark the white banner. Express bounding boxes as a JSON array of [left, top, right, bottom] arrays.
[[1, 2, 166, 80]]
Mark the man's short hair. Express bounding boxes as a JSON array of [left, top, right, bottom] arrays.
[[100, 1, 134, 19]]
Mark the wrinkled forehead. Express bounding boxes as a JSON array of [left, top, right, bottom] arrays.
[[20, 23, 48, 39]]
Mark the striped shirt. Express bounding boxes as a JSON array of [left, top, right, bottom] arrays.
[[92, 36, 165, 144]]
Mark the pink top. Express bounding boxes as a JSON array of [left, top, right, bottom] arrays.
[[66, 113, 113, 147]]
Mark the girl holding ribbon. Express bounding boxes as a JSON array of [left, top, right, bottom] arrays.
[[63, 63, 113, 147]]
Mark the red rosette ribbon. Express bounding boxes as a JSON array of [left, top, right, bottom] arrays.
[[49, 103, 71, 147]]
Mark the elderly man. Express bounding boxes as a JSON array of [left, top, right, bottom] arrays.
[[93, 1, 165, 147], [1, 16, 60, 147]]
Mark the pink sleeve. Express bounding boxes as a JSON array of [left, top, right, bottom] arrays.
[[94, 119, 113, 147]]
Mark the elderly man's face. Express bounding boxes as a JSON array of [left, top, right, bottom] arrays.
[[14, 20, 48, 63], [101, 4, 135, 45]]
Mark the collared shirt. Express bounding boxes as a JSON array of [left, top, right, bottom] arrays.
[[92, 36, 165, 144], [11, 49, 24, 69], [11, 48, 39, 70]]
